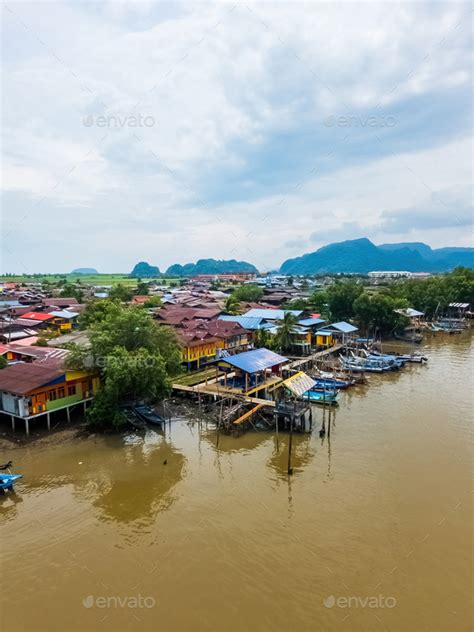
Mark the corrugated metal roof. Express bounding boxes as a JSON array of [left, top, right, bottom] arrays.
[[243, 308, 303, 320], [218, 315, 264, 329], [0, 362, 65, 395], [298, 317, 326, 326], [21, 312, 54, 321], [49, 310, 79, 319], [449, 302, 470, 308], [221, 348, 288, 373], [326, 321, 359, 333], [315, 330, 332, 336], [283, 371, 315, 396]]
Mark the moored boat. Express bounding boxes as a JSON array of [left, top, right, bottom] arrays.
[[303, 389, 339, 405], [133, 405, 165, 427], [0, 473, 23, 493], [312, 378, 354, 390]]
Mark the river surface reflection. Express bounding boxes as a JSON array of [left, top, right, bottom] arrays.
[[0, 334, 472, 631]]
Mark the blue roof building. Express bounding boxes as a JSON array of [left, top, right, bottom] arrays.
[[218, 315, 265, 330], [242, 308, 303, 321]]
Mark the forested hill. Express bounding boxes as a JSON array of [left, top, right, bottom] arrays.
[[280, 238, 474, 274], [166, 259, 258, 276]]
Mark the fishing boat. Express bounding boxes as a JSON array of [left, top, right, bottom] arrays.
[[303, 389, 339, 405], [133, 405, 165, 427], [366, 353, 406, 369], [312, 378, 354, 390], [123, 407, 147, 430], [0, 473, 23, 493], [393, 331, 423, 343], [430, 321, 463, 334], [398, 352, 428, 363], [339, 356, 388, 373]]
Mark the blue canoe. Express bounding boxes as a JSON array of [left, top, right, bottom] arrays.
[[0, 473, 23, 492]]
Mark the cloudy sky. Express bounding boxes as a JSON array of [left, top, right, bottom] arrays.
[[1, 1, 472, 273]]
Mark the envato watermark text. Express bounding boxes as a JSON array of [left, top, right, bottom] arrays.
[[82, 354, 158, 370], [324, 114, 396, 128], [324, 594, 397, 609], [82, 114, 155, 128], [83, 594, 155, 609]]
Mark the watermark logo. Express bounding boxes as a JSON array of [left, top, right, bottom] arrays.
[[82, 114, 155, 128], [82, 354, 157, 369], [82, 594, 155, 609], [324, 114, 396, 128], [324, 594, 397, 609]]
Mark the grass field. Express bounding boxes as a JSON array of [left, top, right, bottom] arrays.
[[0, 274, 179, 286]]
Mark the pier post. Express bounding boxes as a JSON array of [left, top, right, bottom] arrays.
[[83, 401, 87, 413], [275, 414, 279, 452], [66, 406, 71, 423], [10, 415, 15, 432], [46, 412, 51, 431], [25, 418, 30, 437], [287, 417, 293, 476]]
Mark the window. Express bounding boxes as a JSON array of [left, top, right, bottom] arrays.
[[57, 387, 65, 399], [68, 385, 76, 396], [48, 390, 57, 402]]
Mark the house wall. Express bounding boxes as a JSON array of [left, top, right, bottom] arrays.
[[0, 374, 100, 418]]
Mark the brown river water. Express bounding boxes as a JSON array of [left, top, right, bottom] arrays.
[[0, 334, 472, 631]]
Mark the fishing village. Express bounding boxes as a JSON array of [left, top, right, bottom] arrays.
[[0, 266, 472, 486]]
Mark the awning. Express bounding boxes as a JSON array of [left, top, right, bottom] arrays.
[[281, 371, 315, 396]]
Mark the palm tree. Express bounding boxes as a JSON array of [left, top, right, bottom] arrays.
[[224, 294, 241, 315], [276, 312, 299, 352]]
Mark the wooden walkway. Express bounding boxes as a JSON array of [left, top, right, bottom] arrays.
[[288, 344, 343, 369], [171, 382, 276, 407]]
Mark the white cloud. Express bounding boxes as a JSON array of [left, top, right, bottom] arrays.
[[1, 1, 472, 272]]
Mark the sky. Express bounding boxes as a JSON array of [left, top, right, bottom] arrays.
[[1, 1, 473, 273]]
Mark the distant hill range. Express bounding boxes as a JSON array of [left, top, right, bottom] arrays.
[[130, 261, 161, 277], [166, 259, 258, 276], [280, 238, 474, 274], [72, 267, 98, 274]]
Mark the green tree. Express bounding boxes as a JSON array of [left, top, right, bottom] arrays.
[[232, 284, 264, 302], [0, 356, 7, 369], [275, 312, 299, 352], [307, 290, 329, 315], [353, 293, 408, 334], [136, 281, 150, 295], [67, 305, 182, 431], [59, 282, 84, 303], [327, 280, 363, 320], [144, 295, 162, 308], [253, 328, 276, 350], [108, 284, 134, 302], [78, 299, 120, 329], [224, 294, 241, 315]]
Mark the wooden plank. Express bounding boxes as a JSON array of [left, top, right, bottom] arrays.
[[233, 404, 265, 425]]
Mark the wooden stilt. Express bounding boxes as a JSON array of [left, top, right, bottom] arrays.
[[66, 406, 71, 423], [46, 412, 51, 431], [10, 415, 15, 432], [275, 415, 279, 452], [287, 416, 293, 476], [25, 418, 30, 437]]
